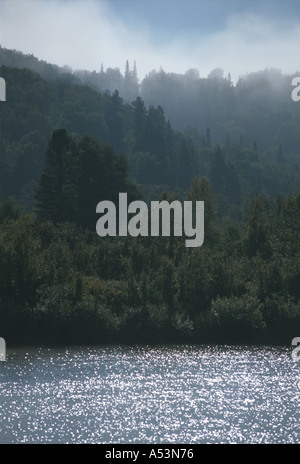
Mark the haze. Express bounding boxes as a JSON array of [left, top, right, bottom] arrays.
[[0, 0, 300, 81]]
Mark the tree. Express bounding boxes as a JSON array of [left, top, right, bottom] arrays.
[[210, 145, 226, 196], [244, 196, 273, 259], [186, 177, 218, 246], [132, 96, 147, 153], [104, 90, 124, 154], [174, 133, 194, 188], [205, 128, 211, 148], [35, 129, 77, 223], [122, 60, 139, 102], [36, 130, 140, 229]]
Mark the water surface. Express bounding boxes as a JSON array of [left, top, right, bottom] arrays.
[[0, 344, 299, 444]]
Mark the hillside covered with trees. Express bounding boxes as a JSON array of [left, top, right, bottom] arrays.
[[0, 48, 299, 346], [1, 47, 300, 220]]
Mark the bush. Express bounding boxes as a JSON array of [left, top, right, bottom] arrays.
[[262, 294, 300, 344], [210, 294, 265, 342]]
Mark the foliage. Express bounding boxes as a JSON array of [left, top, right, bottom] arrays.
[[0, 49, 300, 346], [1, 52, 300, 222], [0, 183, 299, 346]]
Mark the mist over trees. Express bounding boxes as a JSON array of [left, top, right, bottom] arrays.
[[0, 47, 299, 345], [1, 47, 300, 220]]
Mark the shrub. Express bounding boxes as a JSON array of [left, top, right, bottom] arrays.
[[210, 294, 265, 342]]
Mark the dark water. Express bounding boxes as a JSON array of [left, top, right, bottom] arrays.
[[0, 344, 299, 444]]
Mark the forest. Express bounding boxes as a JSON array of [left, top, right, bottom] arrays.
[[0, 47, 299, 346]]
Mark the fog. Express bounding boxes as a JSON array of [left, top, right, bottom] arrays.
[[0, 0, 300, 82]]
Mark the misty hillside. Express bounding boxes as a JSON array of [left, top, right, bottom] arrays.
[[2, 46, 300, 149], [0, 46, 77, 82], [0, 47, 300, 220], [0, 48, 300, 347]]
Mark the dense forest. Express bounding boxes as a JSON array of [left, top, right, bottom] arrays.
[[0, 47, 299, 346], [1, 47, 300, 221]]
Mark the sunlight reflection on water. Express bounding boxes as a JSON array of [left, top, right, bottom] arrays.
[[0, 344, 299, 443]]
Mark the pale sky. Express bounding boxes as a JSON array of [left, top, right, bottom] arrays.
[[0, 0, 300, 81]]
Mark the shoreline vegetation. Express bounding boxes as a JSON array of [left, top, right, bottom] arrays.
[[1, 178, 299, 347]]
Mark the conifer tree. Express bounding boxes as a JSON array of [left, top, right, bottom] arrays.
[[35, 129, 77, 223]]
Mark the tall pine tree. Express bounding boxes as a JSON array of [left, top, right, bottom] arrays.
[[35, 129, 77, 223]]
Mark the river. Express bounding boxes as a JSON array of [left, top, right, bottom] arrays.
[[0, 344, 299, 444]]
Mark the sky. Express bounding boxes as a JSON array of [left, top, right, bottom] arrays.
[[0, 0, 300, 82]]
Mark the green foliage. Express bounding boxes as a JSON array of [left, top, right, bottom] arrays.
[[35, 129, 77, 223], [35, 130, 140, 229], [1, 50, 300, 346], [0, 198, 20, 223], [2, 55, 300, 222], [0, 62, 196, 210], [0, 186, 299, 345], [210, 295, 265, 342]]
